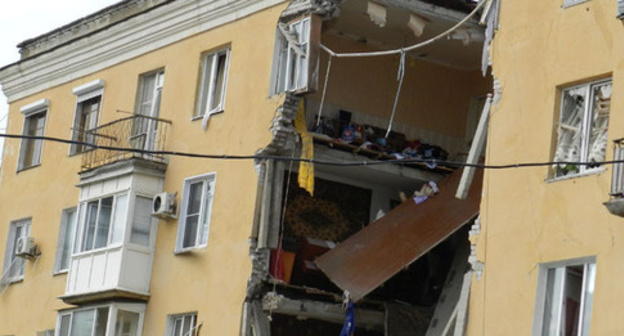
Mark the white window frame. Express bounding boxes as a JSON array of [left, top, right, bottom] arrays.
[[74, 193, 129, 253], [166, 312, 197, 336], [532, 257, 596, 336], [551, 78, 612, 179], [18, 99, 49, 171], [55, 302, 145, 336], [270, 16, 313, 95], [195, 48, 231, 119], [132, 70, 164, 152], [136, 70, 164, 118], [53, 207, 77, 274], [2, 218, 31, 283], [175, 173, 216, 253], [70, 80, 105, 155]]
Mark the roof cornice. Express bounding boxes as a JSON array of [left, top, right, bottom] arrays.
[[0, 0, 285, 103]]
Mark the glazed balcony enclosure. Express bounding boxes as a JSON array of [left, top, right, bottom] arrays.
[[62, 159, 164, 304], [62, 119, 167, 304]]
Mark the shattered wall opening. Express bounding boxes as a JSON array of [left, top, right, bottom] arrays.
[[264, 222, 472, 335], [246, 0, 496, 334]]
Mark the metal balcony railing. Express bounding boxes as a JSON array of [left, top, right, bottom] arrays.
[[81, 114, 171, 171], [611, 138, 624, 197]]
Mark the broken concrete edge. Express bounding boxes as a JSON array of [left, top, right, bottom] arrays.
[[261, 292, 386, 331], [243, 91, 304, 334], [280, 0, 341, 21], [241, 0, 326, 325]]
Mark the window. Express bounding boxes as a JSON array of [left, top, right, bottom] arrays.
[[533, 259, 596, 336], [18, 99, 49, 171], [76, 194, 128, 252], [2, 218, 31, 282], [552, 79, 611, 178], [114, 310, 140, 336], [176, 173, 216, 252], [56, 304, 143, 336], [132, 71, 164, 151], [136, 71, 164, 118], [129, 196, 153, 246], [167, 313, 197, 336], [195, 48, 230, 119], [70, 80, 105, 155], [271, 16, 317, 94], [54, 208, 77, 274]]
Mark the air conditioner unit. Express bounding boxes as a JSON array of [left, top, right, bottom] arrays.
[[152, 192, 176, 219], [15, 236, 37, 259]]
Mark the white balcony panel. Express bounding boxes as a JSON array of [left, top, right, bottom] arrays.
[[66, 245, 151, 297], [79, 175, 132, 201], [133, 174, 164, 195], [119, 247, 152, 293]]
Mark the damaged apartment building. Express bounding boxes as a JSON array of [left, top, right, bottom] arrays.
[[0, 0, 495, 335]]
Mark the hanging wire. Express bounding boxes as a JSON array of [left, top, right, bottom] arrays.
[[316, 55, 334, 127], [3, 133, 624, 170], [385, 50, 406, 138], [320, 0, 490, 59]]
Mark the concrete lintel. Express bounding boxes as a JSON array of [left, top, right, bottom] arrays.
[[262, 292, 385, 331], [375, 0, 480, 25], [313, 144, 445, 184], [77, 157, 166, 187]]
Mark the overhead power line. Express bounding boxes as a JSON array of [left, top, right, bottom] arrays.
[[0, 133, 621, 170]]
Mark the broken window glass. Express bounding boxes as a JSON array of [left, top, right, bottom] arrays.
[[552, 79, 611, 178], [271, 16, 314, 94]]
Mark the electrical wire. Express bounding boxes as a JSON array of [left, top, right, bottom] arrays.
[[2, 133, 624, 171], [316, 54, 333, 126], [320, 0, 490, 59], [385, 50, 406, 138]]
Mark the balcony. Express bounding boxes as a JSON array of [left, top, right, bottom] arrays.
[[63, 162, 164, 305], [604, 138, 624, 216], [81, 114, 171, 172], [63, 244, 153, 304]]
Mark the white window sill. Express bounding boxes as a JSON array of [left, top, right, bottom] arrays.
[[73, 243, 124, 258], [3, 276, 24, 285], [16, 163, 42, 173], [546, 166, 606, 183], [562, 0, 589, 8], [190, 110, 224, 122], [52, 269, 69, 276], [174, 245, 207, 255]]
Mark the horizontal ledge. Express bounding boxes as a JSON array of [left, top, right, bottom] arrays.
[[60, 288, 150, 305], [261, 293, 385, 331]]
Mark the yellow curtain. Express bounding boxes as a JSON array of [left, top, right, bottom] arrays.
[[294, 100, 314, 195]]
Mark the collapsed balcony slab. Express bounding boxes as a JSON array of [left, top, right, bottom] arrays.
[[316, 168, 482, 301]]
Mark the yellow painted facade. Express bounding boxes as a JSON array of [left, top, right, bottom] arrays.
[[467, 0, 624, 334], [0, 1, 290, 334]]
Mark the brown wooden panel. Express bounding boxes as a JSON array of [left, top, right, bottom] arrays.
[[316, 168, 482, 302]]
